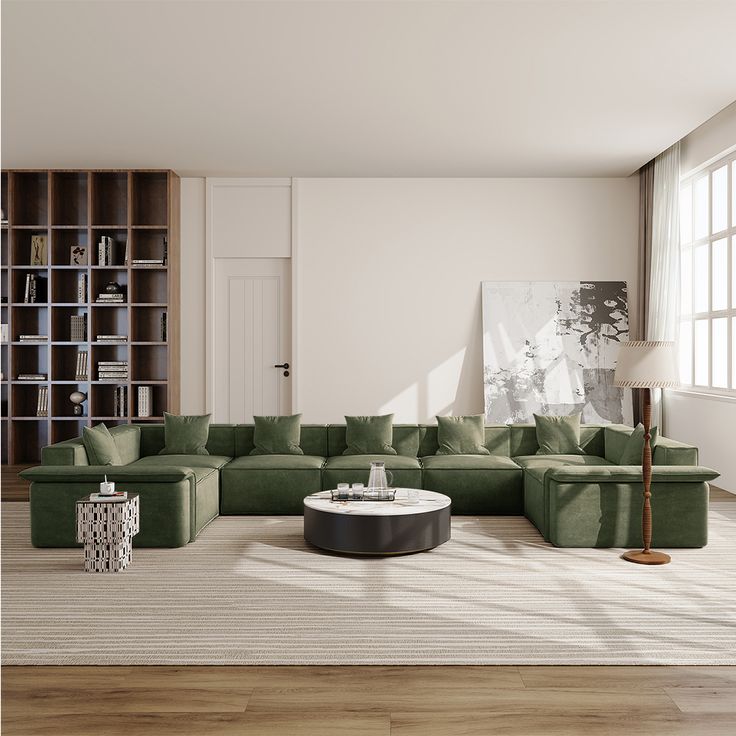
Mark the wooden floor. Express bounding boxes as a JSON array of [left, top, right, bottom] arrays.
[[2, 466, 734, 734], [1, 665, 735, 735]]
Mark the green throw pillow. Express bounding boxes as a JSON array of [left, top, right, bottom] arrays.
[[250, 414, 304, 455], [159, 412, 211, 456], [534, 413, 585, 455], [83, 423, 123, 466], [436, 415, 490, 455], [343, 414, 397, 455], [619, 423, 659, 464]]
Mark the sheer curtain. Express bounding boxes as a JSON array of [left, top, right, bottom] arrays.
[[646, 141, 681, 428]]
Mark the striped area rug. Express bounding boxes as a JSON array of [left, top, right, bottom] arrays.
[[2, 502, 735, 665]]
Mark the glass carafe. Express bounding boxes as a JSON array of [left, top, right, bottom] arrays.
[[367, 461, 393, 499]]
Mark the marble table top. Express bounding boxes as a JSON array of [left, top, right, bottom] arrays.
[[304, 489, 451, 516]]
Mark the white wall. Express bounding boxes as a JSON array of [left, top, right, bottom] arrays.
[[180, 177, 207, 413], [294, 178, 639, 424], [664, 101, 736, 492]]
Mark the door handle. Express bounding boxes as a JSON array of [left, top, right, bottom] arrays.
[[274, 363, 290, 377]]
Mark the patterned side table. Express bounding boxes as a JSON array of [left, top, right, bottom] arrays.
[[76, 494, 140, 573]]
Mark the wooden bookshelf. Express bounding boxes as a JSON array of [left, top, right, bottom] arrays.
[[0, 170, 180, 464]]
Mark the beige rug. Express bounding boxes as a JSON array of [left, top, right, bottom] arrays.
[[2, 502, 735, 665]]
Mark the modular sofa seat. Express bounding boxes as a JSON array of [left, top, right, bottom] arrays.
[[22, 421, 718, 550]]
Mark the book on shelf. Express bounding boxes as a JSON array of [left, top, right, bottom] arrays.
[[161, 312, 167, 342], [163, 236, 168, 266], [23, 273, 47, 303], [17, 374, 47, 381], [137, 385, 152, 418], [95, 335, 128, 342], [19, 334, 48, 342], [114, 385, 128, 417], [36, 385, 48, 417], [96, 295, 125, 302], [77, 273, 88, 303], [0, 323, 8, 343], [70, 314, 88, 342], [132, 259, 164, 266], [97, 236, 116, 267], [75, 350, 89, 381], [98, 361, 128, 366]]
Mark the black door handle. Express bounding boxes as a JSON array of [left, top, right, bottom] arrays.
[[274, 363, 289, 370]]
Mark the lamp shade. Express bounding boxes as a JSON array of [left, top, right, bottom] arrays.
[[613, 341, 679, 389]]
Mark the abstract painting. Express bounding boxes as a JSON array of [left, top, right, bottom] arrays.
[[482, 281, 633, 424]]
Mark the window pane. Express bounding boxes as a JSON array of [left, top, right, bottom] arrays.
[[680, 183, 692, 244], [694, 319, 709, 385], [680, 247, 692, 315], [712, 317, 728, 388], [712, 238, 728, 311], [693, 242, 709, 312], [679, 320, 693, 385], [712, 164, 728, 233], [693, 174, 709, 239]]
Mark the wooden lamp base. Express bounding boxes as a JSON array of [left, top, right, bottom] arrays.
[[622, 549, 671, 565]]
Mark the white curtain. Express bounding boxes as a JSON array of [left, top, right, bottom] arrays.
[[647, 141, 680, 427]]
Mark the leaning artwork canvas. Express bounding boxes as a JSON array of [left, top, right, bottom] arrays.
[[482, 281, 633, 424]]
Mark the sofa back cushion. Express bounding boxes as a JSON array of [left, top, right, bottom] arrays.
[[110, 425, 141, 464], [418, 425, 510, 457], [138, 424, 236, 458], [510, 424, 605, 457], [235, 424, 329, 457], [328, 425, 421, 457]]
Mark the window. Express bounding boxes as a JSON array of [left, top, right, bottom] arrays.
[[679, 149, 736, 396]]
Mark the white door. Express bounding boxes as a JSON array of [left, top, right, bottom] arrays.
[[212, 258, 291, 422]]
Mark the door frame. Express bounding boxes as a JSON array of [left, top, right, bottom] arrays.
[[205, 177, 297, 415]]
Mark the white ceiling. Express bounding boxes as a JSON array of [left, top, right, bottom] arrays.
[[2, 0, 735, 177]]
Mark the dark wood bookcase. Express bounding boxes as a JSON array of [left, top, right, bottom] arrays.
[[1, 170, 180, 463]]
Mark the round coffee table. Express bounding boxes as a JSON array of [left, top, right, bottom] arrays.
[[303, 489, 451, 555]]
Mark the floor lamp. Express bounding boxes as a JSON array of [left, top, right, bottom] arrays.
[[614, 341, 679, 565]]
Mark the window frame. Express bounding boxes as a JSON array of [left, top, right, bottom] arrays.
[[678, 148, 736, 399]]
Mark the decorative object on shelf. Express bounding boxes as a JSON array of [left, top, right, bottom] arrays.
[[482, 281, 633, 424], [69, 390, 87, 417], [76, 493, 140, 573], [96, 281, 125, 303], [0, 207, 6, 225], [30, 235, 47, 265], [614, 340, 679, 565], [70, 245, 87, 266]]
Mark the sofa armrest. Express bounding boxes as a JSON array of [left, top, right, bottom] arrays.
[[546, 465, 719, 484], [653, 436, 699, 466], [41, 440, 89, 466], [21, 465, 194, 484]]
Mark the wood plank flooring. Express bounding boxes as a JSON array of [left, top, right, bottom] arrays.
[[2, 665, 735, 735]]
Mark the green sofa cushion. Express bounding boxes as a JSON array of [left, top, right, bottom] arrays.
[[435, 415, 490, 455], [130, 454, 232, 470], [322, 453, 421, 492], [250, 414, 304, 455], [619, 423, 659, 464], [226, 454, 325, 471], [510, 424, 605, 457], [139, 424, 236, 458], [534, 413, 585, 455], [343, 415, 397, 455], [513, 455, 614, 470], [110, 425, 141, 465], [421, 454, 519, 470], [159, 413, 211, 456], [82, 423, 123, 465], [325, 454, 420, 470]]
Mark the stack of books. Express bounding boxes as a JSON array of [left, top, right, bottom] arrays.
[[18, 334, 48, 343], [17, 373, 47, 381], [96, 292, 125, 304], [97, 236, 116, 266], [114, 386, 128, 417], [36, 386, 48, 417], [132, 259, 165, 267], [23, 273, 47, 303], [70, 314, 87, 342], [137, 385, 152, 417], [98, 361, 128, 381], [95, 334, 127, 344], [77, 273, 88, 303], [75, 350, 89, 380]]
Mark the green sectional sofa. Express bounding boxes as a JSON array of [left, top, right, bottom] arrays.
[[21, 422, 718, 550]]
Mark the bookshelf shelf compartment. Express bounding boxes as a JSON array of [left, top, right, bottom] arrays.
[[3, 168, 179, 463]]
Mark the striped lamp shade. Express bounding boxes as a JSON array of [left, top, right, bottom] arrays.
[[613, 341, 680, 389]]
